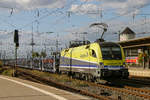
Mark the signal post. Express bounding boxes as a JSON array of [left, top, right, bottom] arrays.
[[13, 29, 19, 77]]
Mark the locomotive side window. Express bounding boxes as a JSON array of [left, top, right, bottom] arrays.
[[92, 50, 97, 58]]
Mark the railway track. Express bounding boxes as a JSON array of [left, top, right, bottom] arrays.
[[88, 81, 150, 100], [124, 86, 150, 96], [2, 66, 150, 100], [16, 68, 113, 100], [16, 68, 150, 100]]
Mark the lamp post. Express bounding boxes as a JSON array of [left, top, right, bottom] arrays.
[[30, 24, 35, 69]]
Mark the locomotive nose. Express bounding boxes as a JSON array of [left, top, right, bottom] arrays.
[[99, 60, 129, 78]]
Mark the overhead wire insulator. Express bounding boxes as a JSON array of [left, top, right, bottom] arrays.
[[37, 9, 40, 17], [67, 11, 72, 18], [133, 13, 136, 24], [10, 8, 14, 17]]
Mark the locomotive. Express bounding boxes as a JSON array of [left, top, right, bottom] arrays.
[[59, 40, 129, 81]]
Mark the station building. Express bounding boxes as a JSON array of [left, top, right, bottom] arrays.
[[118, 27, 150, 69]]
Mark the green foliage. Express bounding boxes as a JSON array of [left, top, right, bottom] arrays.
[[1, 69, 13, 76], [32, 52, 39, 58], [40, 51, 47, 58], [138, 52, 148, 64], [0, 68, 3, 72], [138, 53, 143, 64], [0, 61, 3, 67], [32, 51, 47, 58], [131, 63, 136, 66]]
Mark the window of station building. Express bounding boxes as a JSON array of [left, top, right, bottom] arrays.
[[125, 49, 138, 57], [131, 49, 138, 56], [92, 50, 97, 58]]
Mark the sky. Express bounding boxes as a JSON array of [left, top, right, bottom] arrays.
[[0, 0, 150, 58]]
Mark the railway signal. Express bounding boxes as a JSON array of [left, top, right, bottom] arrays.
[[14, 29, 19, 47], [13, 29, 19, 77]]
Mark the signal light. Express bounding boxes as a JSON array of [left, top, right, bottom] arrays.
[[14, 29, 19, 43], [14, 29, 19, 47], [16, 42, 19, 47]]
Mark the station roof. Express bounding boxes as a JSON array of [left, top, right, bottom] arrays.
[[120, 27, 135, 35], [118, 36, 150, 48]]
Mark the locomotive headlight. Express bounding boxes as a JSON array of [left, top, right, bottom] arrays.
[[123, 62, 127, 69], [100, 62, 104, 68], [123, 62, 125, 65], [123, 62, 126, 68]]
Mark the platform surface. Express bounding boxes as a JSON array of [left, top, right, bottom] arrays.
[[129, 67, 150, 77], [0, 75, 90, 100]]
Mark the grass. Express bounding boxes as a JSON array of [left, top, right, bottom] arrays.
[[26, 69, 71, 82], [0, 67, 90, 89], [2, 69, 13, 76], [0, 66, 89, 88], [0, 67, 13, 76], [0, 67, 3, 73], [72, 79, 89, 87], [19, 68, 90, 88]]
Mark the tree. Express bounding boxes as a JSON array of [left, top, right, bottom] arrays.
[[32, 52, 39, 58], [138, 52, 148, 65], [40, 51, 47, 58]]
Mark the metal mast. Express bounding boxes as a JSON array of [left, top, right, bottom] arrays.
[[31, 24, 35, 69]]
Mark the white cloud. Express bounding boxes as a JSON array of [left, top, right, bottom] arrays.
[[71, 0, 150, 16], [0, 0, 66, 10], [103, 0, 150, 15], [70, 4, 98, 15], [80, 0, 94, 2], [1, 0, 150, 58], [80, 0, 101, 2]]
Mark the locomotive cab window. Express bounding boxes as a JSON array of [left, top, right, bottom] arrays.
[[100, 43, 122, 60], [92, 50, 97, 58]]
